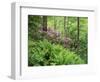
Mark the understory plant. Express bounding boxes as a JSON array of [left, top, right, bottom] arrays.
[[28, 39, 84, 66]]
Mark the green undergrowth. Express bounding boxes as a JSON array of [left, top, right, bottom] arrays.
[[28, 39, 85, 66]]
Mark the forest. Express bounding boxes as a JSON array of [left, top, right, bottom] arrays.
[[28, 15, 88, 66]]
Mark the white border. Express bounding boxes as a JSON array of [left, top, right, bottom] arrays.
[[11, 2, 96, 80]]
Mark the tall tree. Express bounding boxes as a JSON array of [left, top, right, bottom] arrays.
[[40, 16, 43, 29], [54, 16, 56, 30], [43, 16, 47, 31], [77, 17, 80, 50], [64, 16, 67, 37]]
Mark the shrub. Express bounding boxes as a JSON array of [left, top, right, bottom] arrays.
[[28, 39, 85, 66]]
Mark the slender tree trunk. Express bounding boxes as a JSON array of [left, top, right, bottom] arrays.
[[77, 17, 80, 50], [64, 16, 67, 37], [43, 16, 47, 31], [77, 17, 80, 42], [41, 16, 43, 29], [54, 16, 56, 30]]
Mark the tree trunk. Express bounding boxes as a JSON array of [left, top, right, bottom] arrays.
[[77, 17, 80, 50], [40, 16, 43, 29], [54, 16, 56, 30], [43, 16, 47, 31], [64, 16, 67, 37]]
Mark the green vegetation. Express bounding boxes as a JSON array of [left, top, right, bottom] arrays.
[[28, 15, 88, 66], [28, 39, 84, 66]]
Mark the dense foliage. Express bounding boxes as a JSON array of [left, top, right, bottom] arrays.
[[28, 39, 84, 66], [28, 15, 88, 66]]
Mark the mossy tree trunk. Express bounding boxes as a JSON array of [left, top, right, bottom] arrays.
[[64, 16, 68, 37], [54, 16, 56, 30], [77, 17, 80, 51], [43, 16, 47, 31]]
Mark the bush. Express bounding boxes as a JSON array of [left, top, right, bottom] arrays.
[[28, 39, 85, 66]]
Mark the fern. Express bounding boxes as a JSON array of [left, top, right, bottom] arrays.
[[28, 39, 85, 66]]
